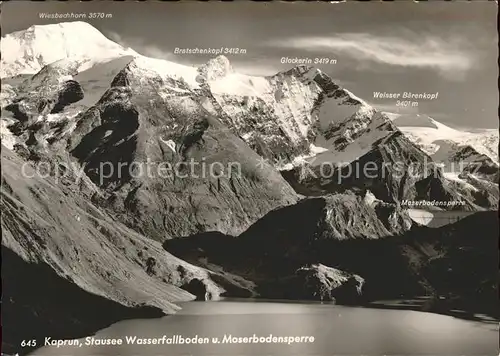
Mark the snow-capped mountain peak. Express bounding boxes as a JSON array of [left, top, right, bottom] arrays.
[[387, 112, 499, 163], [2, 21, 496, 187], [119, 55, 201, 88], [196, 55, 233, 83], [1, 21, 136, 78]]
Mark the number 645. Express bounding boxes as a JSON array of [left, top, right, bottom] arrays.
[[21, 339, 37, 347]]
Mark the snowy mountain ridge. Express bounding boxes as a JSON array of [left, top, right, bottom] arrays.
[[1, 21, 497, 212], [1, 21, 375, 167], [1, 21, 137, 78], [386, 113, 498, 164]]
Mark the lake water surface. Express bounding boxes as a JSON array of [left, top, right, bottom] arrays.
[[408, 208, 475, 228], [29, 299, 498, 356]]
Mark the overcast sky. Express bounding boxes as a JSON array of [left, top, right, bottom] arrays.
[[2, 1, 498, 129]]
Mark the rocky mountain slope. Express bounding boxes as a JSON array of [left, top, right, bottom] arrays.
[[166, 199, 498, 314], [282, 113, 497, 210], [387, 113, 499, 208], [164, 191, 413, 301], [2, 23, 299, 239], [67, 56, 298, 239], [3, 22, 497, 214], [1, 145, 257, 355], [198, 59, 376, 166]]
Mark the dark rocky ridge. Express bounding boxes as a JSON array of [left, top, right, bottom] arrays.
[[281, 123, 490, 210], [460, 155, 499, 182], [50, 79, 85, 113], [4, 59, 85, 131], [444, 152, 500, 208], [5, 77, 84, 129], [291, 264, 364, 303], [164, 192, 413, 302], [2, 247, 164, 356], [165, 198, 498, 317], [1, 146, 257, 354], [66, 61, 298, 239]]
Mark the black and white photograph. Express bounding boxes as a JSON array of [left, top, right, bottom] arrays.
[[1, 2, 498, 356]]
